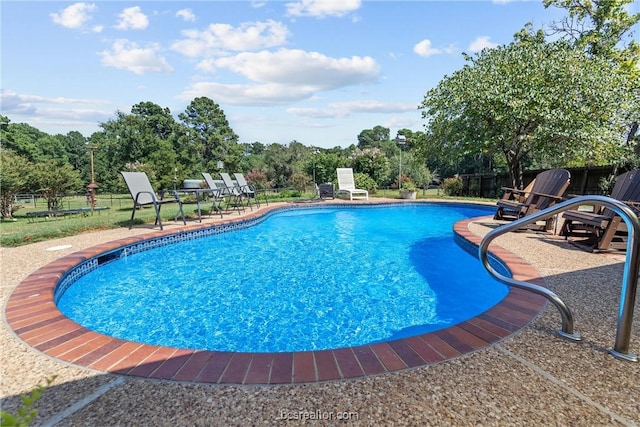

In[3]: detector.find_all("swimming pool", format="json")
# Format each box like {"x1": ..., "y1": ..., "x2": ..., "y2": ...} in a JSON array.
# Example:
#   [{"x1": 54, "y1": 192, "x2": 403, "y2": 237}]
[{"x1": 56, "y1": 203, "x2": 509, "y2": 353}]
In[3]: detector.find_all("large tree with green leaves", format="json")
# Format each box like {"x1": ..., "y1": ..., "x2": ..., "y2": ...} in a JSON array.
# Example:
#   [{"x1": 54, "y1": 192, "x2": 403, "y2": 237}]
[
  {"x1": 419, "y1": 37, "x2": 636, "y2": 188},
  {"x1": 0, "y1": 149, "x2": 32, "y2": 219},
  {"x1": 543, "y1": 0, "x2": 639, "y2": 67},
  {"x1": 178, "y1": 97, "x2": 242, "y2": 173},
  {"x1": 32, "y1": 160, "x2": 83, "y2": 210},
  {"x1": 99, "y1": 102, "x2": 181, "y2": 189},
  {"x1": 543, "y1": 0, "x2": 640, "y2": 160},
  {"x1": 357, "y1": 126, "x2": 390, "y2": 148}
]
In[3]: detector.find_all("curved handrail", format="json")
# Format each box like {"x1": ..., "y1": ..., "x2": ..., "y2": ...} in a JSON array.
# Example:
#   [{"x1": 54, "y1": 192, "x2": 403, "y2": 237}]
[{"x1": 479, "y1": 195, "x2": 639, "y2": 362}]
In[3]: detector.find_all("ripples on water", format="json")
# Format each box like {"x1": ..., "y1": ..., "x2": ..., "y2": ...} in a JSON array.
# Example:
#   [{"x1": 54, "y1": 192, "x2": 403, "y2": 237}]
[{"x1": 57, "y1": 204, "x2": 508, "y2": 352}]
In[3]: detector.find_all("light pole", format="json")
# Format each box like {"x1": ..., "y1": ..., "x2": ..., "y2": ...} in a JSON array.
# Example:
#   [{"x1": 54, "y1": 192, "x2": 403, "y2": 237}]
[
  {"x1": 87, "y1": 146, "x2": 98, "y2": 213},
  {"x1": 312, "y1": 149, "x2": 320, "y2": 198},
  {"x1": 173, "y1": 167, "x2": 178, "y2": 192},
  {"x1": 396, "y1": 133, "x2": 407, "y2": 189}
]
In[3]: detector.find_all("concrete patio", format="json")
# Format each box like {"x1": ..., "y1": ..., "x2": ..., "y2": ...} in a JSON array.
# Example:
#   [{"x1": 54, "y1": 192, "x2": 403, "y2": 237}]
[{"x1": 1, "y1": 200, "x2": 638, "y2": 426}]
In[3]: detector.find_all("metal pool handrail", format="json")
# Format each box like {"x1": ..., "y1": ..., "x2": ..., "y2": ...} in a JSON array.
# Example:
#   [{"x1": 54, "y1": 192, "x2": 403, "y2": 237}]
[{"x1": 479, "y1": 195, "x2": 639, "y2": 362}]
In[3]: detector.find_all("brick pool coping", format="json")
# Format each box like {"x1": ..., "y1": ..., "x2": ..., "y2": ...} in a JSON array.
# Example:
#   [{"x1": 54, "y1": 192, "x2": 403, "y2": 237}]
[{"x1": 5, "y1": 203, "x2": 547, "y2": 384}]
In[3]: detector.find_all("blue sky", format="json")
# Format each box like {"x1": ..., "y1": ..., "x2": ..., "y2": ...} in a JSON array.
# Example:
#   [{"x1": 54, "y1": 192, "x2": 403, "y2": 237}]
[{"x1": 2, "y1": 1, "x2": 572, "y2": 148}]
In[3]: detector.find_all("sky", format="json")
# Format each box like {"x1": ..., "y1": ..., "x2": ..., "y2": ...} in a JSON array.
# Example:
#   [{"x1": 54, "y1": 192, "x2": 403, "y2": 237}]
[{"x1": 1, "y1": 0, "x2": 575, "y2": 148}]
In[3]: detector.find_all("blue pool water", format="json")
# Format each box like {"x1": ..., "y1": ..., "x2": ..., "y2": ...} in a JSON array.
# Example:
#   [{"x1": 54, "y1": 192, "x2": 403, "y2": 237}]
[{"x1": 57, "y1": 204, "x2": 509, "y2": 353}]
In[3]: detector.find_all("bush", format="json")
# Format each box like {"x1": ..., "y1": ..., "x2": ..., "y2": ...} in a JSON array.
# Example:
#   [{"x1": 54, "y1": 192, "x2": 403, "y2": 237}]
[
  {"x1": 354, "y1": 173, "x2": 377, "y2": 193},
  {"x1": 1, "y1": 375, "x2": 57, "y2": 426},
  {"x1": 277, "y1": 189, "x2": 302, "y2": 198},
  {"x1": 400, "y1": 180, "x2": 417, "y2": 191},
  {"x1": 246, "y1": 170, "x2": 271, "y2": 189},
  {"x1": 442, "y1": 177, "x2": 463, "y2": 196},
  {"x1": 289, "y1": 172, "x2": 311, "y2": 192}
]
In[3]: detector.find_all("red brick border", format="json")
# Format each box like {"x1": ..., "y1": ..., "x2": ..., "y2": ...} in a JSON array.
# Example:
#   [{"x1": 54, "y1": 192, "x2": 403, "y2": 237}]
[{"x1": 5, "y1": 207, "x2": 547, "y2": 384}]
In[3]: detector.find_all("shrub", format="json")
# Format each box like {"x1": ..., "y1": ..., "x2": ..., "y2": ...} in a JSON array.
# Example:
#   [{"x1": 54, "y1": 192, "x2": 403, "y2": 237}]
[
  {"x1": 289, "y1": 172, "x2": 311, "y2": 192},
  {"x1": 354, "y1": 173, "x2": 377, "y2": 193},
  {"x1": 442, "y1": 177, "x2": 463, "y2": 196},
  {"x1": 246, "y1": 170, "x2": 271, "y2": 189},
  {"x1": 1, "y1": 375, "x2": 57, "y2": 426},
  {"x1": 400, "y1": 179, "x2": 417, "y2": 191},
  {"x1": 278, "y1": 189, "x2": 302, "y2": 198}
]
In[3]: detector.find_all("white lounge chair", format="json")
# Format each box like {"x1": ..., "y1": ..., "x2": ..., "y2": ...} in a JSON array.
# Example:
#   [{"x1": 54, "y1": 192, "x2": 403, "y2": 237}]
[
  {"x1": 120, "y1": 171, "x2": 186, "y2": 230},
  {"x1": 336, "y1": 168, "x2": 369, "y2": 200}
]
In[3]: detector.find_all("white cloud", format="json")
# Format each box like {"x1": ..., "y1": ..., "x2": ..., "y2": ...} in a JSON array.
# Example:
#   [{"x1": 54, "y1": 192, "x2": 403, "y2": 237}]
[
  {"x1": 50, "y1": 2, "x2": 97, "y2": 29},
  {"x1": 99, "y1": 40, "x2": 174, "y2": 74},
  {"x1": 171, "y1": 20, "x2": 289, "y2": 57},
  {"x1": 115, "y1": 6, "x2": 149, "y2": 31},
  {"x1": 330, "y1": 100, "x2": 416, "y2": 114},
  {"x1": 176, "y1": 8, "x2": 196, "y2": 22},
  {"x1": 1, "y1": 89, "x2": 108, "y2": 108},
  {"x1": 285, "y1": 0, "x2": 361, "y2": 18},
  {"x1": 287, "y1": 107, "x2": 346, "y2": 119},
  {"x1": 210, "y1": 49, "x2": 379, "y2": 89},
  {"x1": 413, "y1": 39, "x2": 442, "y2": 57},
  {"x1": 179, "y1": 49, "x2": 379, "y2": 105},
  {"x1": 443, "y1": 44, "x2": 458, "y2": 55},
  {"x1": 177, "y1": 81, "x2": 315, "y2": 105},
  {"x1": 0, "y1": 89, "x2": 112, "y2": 128},
  {"x1": 179, "y1": 49, "x2": 379, "y2": 106},
  {"x1": 288, "y1": 100, "x2": 415, "y2": 119},
  {"x1": 468, "y1": 36, "x2": 498, "y2": 52}
]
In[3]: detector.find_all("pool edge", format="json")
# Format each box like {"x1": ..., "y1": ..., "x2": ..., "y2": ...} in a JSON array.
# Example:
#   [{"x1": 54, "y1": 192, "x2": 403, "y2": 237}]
[{"x1": 5, "y1": 203, "x2": 548, "y2": 385}]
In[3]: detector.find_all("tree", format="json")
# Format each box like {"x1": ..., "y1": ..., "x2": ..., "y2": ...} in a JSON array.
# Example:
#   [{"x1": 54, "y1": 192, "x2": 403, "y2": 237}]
[
  {"x1": 543, "y1": 0, "x2": 640, "y2": 66},
  {"x1": 263, "y1": 143, "x2": 295, "y2": 188},
  {"x1": 32, "y1": 160, "x2": 83, "y2": 210},
  {"x1": 0, "y1": 149, "x2": 32, "y2": 219},
  {"x1": 60, "y1": 131, "x2": 88, "y2": 174},
  {"x1": 419, "y1": 38, "x2": 636, "y2": 188},
  {"x1": 178, "y1": 97, "x2": 241, "y2": 173},
  {"x1": 2, "y1": 122, "x2": 50, "y2": 162},
  {"x1": 349, "y1": 147, "x2": 390, "y2": 186},
  {"x1": 543, "y1": 0, "x2": 640, "y2": 160},
  {"x1": 307, "y1": 151, "x2": 344, "y2": 185},
  {"x1": 98, "y1": 102, "x2": 182, "y2": 189},
  {"x1": 357, "y1": 126, "x2": 390, "y2": 148}
]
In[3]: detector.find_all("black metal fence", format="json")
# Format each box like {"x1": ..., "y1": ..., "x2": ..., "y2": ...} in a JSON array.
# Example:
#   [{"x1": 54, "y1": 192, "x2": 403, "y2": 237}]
[{"x1": 459, "y1": 165, "x2": 622, "y2": 198}]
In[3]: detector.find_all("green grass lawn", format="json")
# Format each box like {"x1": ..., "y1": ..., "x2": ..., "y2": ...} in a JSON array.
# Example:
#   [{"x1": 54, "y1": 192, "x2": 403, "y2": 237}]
[{"x1": 0, "y1": 189, "x2": 491, "y2": 247}]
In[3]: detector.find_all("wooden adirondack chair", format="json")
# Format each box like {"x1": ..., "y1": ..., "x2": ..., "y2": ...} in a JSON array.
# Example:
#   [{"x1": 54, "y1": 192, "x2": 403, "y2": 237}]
[
  {"x1": 560, "y1": 169, "x2": 640, "y2": 252},
  {"x1": 494, "y1": 169, "x2": 571, "y2": 230}
]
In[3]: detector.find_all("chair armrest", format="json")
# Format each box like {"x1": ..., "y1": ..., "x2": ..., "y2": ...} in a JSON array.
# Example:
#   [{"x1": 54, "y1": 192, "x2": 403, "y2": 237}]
[
  {"x1": 133, "y1": 191, "x2": 158, "y2": 204},
  {"x1": 625, "y1": 201, "x2": 640, "y2": 214},
  {"x1": 500, "y1": 187, "x2": 527, "y2": 194},
  {"x1": 528, "y1": 191, "x2": 566, "y2": 201}
]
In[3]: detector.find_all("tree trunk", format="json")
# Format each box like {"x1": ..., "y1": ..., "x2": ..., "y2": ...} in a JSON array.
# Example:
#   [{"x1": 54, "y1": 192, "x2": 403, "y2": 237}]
[{"x1": 504, "y1": 150, "x2": 523, "y2": 189}]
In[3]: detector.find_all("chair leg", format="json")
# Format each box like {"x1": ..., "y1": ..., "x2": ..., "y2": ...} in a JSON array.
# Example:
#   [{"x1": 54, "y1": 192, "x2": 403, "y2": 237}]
[
  {"x1": 210, "y1": 198, "x2": 223, "y2": 219},
  {"x1": 177, "y1": 202, "x2": 186, "y2": 225},
  {"x1": 559, "y1": 219, "x2": 572, "y2": 238},
  {"x1": 129, "y1": 205, "x2": 137, "y2": 230},
  {"x1": 597, "y1": 216, "x2": 622, "y2": 251},
  {"x1": 493, "y1": 208, "x2": 503, "y2": 220},
  {"x1": 154, "y1": 203, "x2": 163, "y2": 230}
]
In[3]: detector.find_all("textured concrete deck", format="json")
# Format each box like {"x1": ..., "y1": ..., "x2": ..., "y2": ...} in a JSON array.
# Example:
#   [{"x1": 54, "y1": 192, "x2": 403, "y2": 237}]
[{"x1": 1, "y1": 200, "x2": 638, "y2": 426}]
